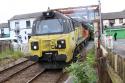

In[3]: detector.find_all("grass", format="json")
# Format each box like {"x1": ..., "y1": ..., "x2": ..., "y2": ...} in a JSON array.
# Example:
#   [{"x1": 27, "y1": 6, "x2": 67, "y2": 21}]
[{"x1": 0, "y1": 49, "x2": 24, "y2": 61}]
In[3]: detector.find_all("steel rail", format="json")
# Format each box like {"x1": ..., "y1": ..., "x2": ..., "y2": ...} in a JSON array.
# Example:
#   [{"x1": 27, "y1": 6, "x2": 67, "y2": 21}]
[
  {"x1": 26, "y1": 69, "x2": 46, "y2": 83},
  {"x1": 0, "y1": 59, "x2": 29, "y2": 74},
  {"x1": 0, "y1": 62, "x2": 37, "y2": 83}
]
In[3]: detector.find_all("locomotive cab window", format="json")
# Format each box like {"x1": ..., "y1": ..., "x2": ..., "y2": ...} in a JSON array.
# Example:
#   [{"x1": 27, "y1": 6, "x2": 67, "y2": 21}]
[
  {"x1": 63, "y1": 19, "x2": 73, "y2": 32},
  {"x1": 34, "y1": 19, "x2": 64, "y2": 35},
  {"x1": 32, "y1": 18, "x2": 74, "y2": 35},
  {"x1": 69, "y1": 20, "x2": 74, "y2": 31}
]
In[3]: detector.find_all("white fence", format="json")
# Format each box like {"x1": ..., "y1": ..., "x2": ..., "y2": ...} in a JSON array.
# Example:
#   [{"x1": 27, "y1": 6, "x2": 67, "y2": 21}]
[{"x1": 101, "y1": 34, "x2": 113, "y2": 49}]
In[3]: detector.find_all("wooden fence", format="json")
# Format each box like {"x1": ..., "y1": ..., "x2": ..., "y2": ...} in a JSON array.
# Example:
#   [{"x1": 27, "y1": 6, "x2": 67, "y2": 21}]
[
  {"x1": 0, "y1": 41, "x2": 11, "y2": 52},
  {"x1": 101, "y1": 45, "x2": 125, "y2": 83},
  {"x1": 107, "y1": 52, "x2": 125, "y2": 83}
]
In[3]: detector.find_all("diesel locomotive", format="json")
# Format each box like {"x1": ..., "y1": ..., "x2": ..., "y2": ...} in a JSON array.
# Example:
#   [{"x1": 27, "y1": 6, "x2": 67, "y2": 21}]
[{"x1": 29, "y1": 10, "x2": 91, "y2": 69}]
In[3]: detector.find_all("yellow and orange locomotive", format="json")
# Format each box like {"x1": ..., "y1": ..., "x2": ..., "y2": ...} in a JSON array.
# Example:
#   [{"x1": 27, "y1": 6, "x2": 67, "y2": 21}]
[{"x1": 29, "y1": 10, "x2": 91, "y2": 68}]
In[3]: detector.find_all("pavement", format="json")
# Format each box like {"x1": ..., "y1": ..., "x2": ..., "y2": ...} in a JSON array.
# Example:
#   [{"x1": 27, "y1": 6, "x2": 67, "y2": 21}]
[{"x1": 113, "y1": 39, "x2": 125, "y2": 57}]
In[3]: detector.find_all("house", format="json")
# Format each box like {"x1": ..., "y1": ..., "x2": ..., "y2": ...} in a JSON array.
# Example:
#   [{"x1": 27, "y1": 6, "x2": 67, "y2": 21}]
[
  {"x1": 0, "y1": 23, "x2": 10, "y2": 38},
  {"x1": 9, "y1": 12, "x2": 42, "y2": 44},
  {"x1": 102, "y1": 10, "x2": 125, "y2": 27}
]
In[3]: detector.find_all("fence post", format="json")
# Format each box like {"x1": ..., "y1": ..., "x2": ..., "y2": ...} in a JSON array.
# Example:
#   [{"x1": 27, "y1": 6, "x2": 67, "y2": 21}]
[
  {"x1": 114, "y1": 54, "x2": 118, "y2": 73},
  {"x1": 119, "y1": 56, "x2": 123, "y2": 79},
  {"x1": 123, "y1": 58, "x2": 125, "y2": 82}
]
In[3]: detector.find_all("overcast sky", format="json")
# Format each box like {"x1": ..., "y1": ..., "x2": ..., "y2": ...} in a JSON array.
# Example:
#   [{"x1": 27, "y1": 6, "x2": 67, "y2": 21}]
[{"x1": 0, "y1": 0, "x2": 125, "y2": 23}]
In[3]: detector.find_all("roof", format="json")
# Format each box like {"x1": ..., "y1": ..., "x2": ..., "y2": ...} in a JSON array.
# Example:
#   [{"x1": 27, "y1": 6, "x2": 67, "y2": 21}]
[
  {"x1": 35, "y1": 11, "x2": 70, "y2": 21},
  {"x1": 9, "y1": 5, "x2": 99, "y2": 21},
  {"x1": 0, "y1": 23, "x2": 9, "y2": 28},
  {"x1": 102, "y1": 10, "x2": 125, "y2": 20},
  {"x1": 10, "y1": 9, "x2": 125, "y2": 21},
  {"x1": 9, "y1": 12, "x2": 43, "y2": 20}
]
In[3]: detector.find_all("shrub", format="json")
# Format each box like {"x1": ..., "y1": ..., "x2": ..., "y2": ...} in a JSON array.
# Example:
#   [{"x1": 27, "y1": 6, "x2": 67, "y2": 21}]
[{"x1": 66, "y1": 48, "x2": 97, "y2": 83}]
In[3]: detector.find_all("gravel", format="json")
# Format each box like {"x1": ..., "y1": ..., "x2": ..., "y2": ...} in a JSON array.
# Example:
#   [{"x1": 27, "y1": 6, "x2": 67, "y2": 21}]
[{"x1": 31, "y1": 69, "x2": 62, "y2": 83}]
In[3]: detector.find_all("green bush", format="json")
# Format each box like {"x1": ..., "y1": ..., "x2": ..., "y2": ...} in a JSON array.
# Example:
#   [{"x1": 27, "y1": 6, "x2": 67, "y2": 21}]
[{"x1": 66, "y1": 48, "x2": 97, "y2": 83}]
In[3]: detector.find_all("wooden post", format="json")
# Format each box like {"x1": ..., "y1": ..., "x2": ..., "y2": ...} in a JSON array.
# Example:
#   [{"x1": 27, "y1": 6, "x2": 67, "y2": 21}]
[
  {"x1": 114, "y1": 54, "x2": 118, "y2": 73},
  {"x1": 123, "y1": 58, "x2": 125, "y2": 82},
  {"x1": 117, "y1": 56, "x2": 120, "y2": 77},
  {"x1": 119, "y1": 56, "x2": 123, "y2": 80}
]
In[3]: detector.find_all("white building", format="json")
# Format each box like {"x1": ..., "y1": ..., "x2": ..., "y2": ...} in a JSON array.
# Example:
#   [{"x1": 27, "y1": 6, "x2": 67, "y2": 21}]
[
  {"x1": 9, "y1": 12, "x2": 42, "y2": 44},
  {"x1": 102, "y1": 10, "x2": 125, "y2": 27},
  {"x1": 0, "y1": 23, "x2": 10, "y2": 38}
]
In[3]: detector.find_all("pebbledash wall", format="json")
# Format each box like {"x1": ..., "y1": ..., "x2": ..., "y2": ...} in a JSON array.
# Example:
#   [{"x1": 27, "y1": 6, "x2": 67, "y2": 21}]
[{"x1": 9, "y1": 18, "x2": 35, "y2": 44}]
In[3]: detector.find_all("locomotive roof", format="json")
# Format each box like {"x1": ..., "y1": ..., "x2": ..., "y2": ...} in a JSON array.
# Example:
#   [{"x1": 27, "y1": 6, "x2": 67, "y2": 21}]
[{"x1": 36, "y1": 10, "x2": 71, "y2": 21}]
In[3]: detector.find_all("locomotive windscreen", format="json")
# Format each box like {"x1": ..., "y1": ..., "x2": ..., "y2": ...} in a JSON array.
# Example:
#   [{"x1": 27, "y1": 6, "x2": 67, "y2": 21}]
[{"x1": 33, "y1": 19, "x2": 64, "y2": 35}]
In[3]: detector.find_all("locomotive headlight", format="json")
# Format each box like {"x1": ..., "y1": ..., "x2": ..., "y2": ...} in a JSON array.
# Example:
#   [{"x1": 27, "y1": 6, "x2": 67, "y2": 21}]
[
  {"x1": 61, "y1": 40, "x2": 64, "y2": 44},
  {"x1": 31, "y1": 42, "x2": 39, "y2": 50},
  {"x1": 33, "y1": 46, "x2": 37, "y2": 50},
  {"x1": 58, "y1": 45, "x2": 62, "y2": 48},
  {"x1": 57, "y1": 40, "x2": 66, "y2": 49}
]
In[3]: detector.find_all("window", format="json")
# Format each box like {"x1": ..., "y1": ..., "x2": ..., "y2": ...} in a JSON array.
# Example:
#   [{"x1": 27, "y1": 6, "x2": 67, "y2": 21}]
[
  {"x1": 109, "y1": 19, "x2": 115, "y2": 26},
  {"x1": 26, "y1": 21, "x2": 31, "y2": 28},
  {"x1": 15, "y1": 22, "x2": 19, "y2": 28},
  {"x1": 109, "y1": 19, "x2": 115, "y2": 24},
  {"x1": 1, "y1": 29, "x2": 4, "y2": 37},
  {"x1": 34, "y1": 19, "x2": 63, "y2": 35},
  {"x1": 25, "y1": 31, "x2": 27, "y2": 34},
  {"x1": 25, "y1": 36, "x2": 27, "y2": 40},
  {"x1": 119, "y1": 18, "x2": 123, "y2": 23},
  {"x1": 69, "y1": 20, "x2": 74, "y2": 31}
]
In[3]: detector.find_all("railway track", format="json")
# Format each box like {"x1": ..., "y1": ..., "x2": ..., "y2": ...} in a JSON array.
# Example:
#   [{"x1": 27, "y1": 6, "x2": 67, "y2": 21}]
[
  {"x1": 26, "y1": 69, "x2": 46, "y2": 83},
  {"x1": 0, "y1": 42, "x2": 92, "y2": 83},
  {"x1": 0, "y1": 59, "x2": 64, "y2": 83},
  {"x1": 26, "y1": 69, "x2": 63, "y2": 83},
  {"x1": 0, "y1": 59, "x2": 37, "y2": 83}
]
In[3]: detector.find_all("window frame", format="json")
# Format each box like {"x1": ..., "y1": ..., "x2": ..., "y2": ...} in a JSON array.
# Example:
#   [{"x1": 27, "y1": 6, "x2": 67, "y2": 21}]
[
  {"x1": 15, "y1": 22, "x2": 19, "y2": 28},
  {"x1": 119, "y1": 18, "x2": 123, "y2": 24},
  {"x1": 26, "y1": 20, "x2": 31, "y2": 28}
]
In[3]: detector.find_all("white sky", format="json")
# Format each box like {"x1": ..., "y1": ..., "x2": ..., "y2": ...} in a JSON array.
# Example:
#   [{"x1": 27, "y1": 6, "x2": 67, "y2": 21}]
[{"x1": 0, "y1": 0, "x2": 125, "y2": 23}]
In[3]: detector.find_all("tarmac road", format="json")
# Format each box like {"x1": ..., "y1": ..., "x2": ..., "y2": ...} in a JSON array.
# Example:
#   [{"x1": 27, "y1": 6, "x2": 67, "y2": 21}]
[{"x1": 113, "y1": 39, "x2": 125, "y2": 57}]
